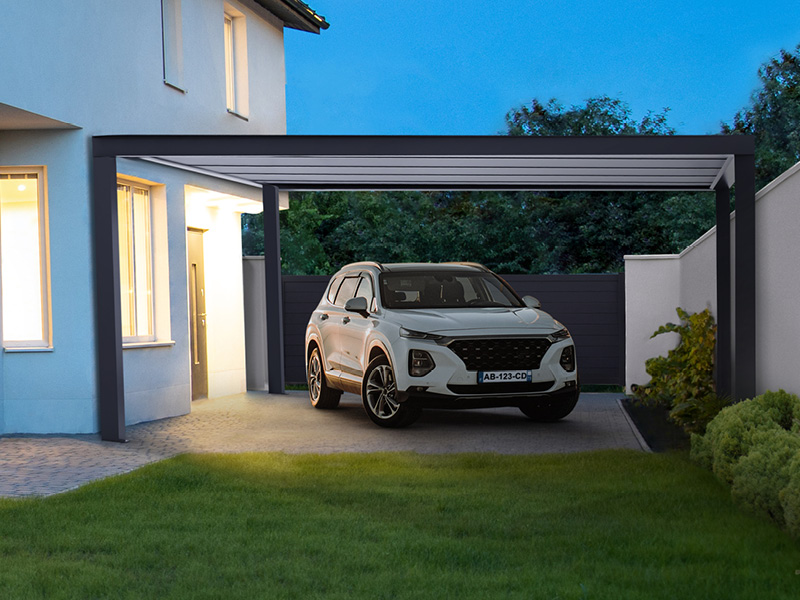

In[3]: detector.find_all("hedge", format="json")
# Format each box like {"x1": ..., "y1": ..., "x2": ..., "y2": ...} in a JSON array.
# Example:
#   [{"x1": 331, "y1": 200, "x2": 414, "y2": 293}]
[{"x1": 690, "y1": 389, "x2": 800, "y2": 537}]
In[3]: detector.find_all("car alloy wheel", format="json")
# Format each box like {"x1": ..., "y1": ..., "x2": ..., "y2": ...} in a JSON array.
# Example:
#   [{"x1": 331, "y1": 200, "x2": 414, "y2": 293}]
[
  {"x1": 307, "y1": 347, "x2": 341, "y2": 409},
  {"x1": 362, "y1": 355, "x2": 421, "y2": 427},
  {"x1": 366, "y1": 364, "x2": 399, "y2": 419}
]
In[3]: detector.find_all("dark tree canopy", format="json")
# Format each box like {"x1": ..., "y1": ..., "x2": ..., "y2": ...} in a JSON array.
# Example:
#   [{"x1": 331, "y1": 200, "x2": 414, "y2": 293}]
[
  {"x1": 244, "y1": 45, "x2": 800, "y2": 275},
  {"x1": 506, "y1": 95, "x2": 675, "y2": 137},
  {"x1": 722, "y1": 44, "x2": 800, "y2": 189}
]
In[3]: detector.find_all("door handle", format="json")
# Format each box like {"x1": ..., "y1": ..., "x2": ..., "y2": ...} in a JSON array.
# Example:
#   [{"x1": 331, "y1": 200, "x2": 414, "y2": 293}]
[
  {"x1": 319, "y1": 313, "x2": 329, "y2": 321},
  {"x1": 342, "y1": 316, "x2": 351, "y2": 324}
]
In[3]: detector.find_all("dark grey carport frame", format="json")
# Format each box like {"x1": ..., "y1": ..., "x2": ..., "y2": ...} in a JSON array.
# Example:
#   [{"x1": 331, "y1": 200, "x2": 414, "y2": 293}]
[{"x1": 92, "y1": 134, "x2": 755, "y2": 442}]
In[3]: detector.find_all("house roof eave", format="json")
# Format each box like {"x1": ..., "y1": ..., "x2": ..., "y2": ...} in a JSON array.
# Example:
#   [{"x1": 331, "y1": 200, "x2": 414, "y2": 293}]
[{"x1": 254, "y1": 0, "x2": 330, "y2": 34}]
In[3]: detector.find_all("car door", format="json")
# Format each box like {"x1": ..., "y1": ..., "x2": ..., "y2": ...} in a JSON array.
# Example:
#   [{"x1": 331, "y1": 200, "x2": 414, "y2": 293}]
[
  {"x1": 315, "y1": 275, "x2": 344, "y2": 372},
  {"x1": 321, "y1": 274, "x2": 360, "y2": 372},
  {"x1": 338, "y1": 273, "x2": 375, "y2": 379}
]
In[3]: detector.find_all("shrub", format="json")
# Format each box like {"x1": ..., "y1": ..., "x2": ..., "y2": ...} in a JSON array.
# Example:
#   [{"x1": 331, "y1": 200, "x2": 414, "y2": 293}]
[
  {"x1": 730, "y1": 429, "x2": 800, "y2": 527},
  {"x1": 780, "y1": 455, "x2": 800, "y2": 537},
  {"x1": 633, "y1": 308, "x2": 727, "y2": 434},
  {"x1": 691, "y1": 389, "x2": 800, "y2": 536},
  {"x1": 702, "y1": 392, "x2": 795, "y2": 484},
  {"x1": 689, "y1": 432, "x2": 712, "y2": 470}
]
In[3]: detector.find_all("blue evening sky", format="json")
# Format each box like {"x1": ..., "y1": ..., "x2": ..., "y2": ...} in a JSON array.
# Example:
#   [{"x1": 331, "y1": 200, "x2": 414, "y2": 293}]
[{"x1": 285, "y1": 0, "x2": 800, "y2": 135}]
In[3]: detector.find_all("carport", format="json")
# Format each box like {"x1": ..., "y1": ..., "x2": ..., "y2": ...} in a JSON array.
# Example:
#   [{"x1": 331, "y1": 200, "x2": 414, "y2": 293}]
[{"x1": 92, "y1": 134, "x2": 755, "y2": 442}]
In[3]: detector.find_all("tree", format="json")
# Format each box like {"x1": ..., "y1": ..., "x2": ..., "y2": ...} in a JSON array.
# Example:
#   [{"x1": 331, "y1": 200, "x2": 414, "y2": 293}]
[
  {"x1": 243, "y1": 96, "x2": 715, "y2": 274},
  {"x1": 722, "y1": 44, "x2": 800, "y2": 190},
  {"x1": 506, "y1": 95, "x2": 675, "y2": 137},
  {"x1": 504, "y1": 95, "x2": 713, "y2": 273}
]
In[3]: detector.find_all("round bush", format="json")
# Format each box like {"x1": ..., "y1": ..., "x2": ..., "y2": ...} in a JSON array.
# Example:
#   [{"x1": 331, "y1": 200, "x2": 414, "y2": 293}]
[
  {"x1": 700, "y1": 389, "x2": 800, "y2": 484},
  {"x1": 730, "y1": 429, "x2": 800, "y2": 527}
]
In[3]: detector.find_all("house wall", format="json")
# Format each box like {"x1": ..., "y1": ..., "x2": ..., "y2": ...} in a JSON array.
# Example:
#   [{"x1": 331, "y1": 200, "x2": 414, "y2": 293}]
[
  {"x1": 0, "y1": 130, "x2": 98, "y2": 433},
  {"x1": 1, "y1": 0, "x2": 287, "y2": 136},
  {"x1": 0, "y1": 0, "x2": 291, "y2": 433},
  {"x1": 624, "y1": 162, "x2": 800, "y2": 397}
]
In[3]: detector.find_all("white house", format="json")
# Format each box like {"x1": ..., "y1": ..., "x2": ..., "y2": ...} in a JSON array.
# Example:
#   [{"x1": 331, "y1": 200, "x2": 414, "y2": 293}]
[{"x1": 0, "y1": 0, "x2": 328, "y2": 434}]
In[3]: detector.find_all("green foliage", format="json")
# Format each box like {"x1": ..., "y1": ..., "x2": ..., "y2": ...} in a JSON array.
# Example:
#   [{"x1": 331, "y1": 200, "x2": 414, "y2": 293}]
[
  {"x1": 700, "y1": 389, "x2": 800, "y2": 484},
  {"x1": 691, "y1": 390, "x2": 800, "y2": 536},
  {"x1": 689, "y1": 432, "x2": 713, "y2": 470},
  {"x1": 505, "y1": 95, "x2": 675, "y2": 136},
  {"x1": 722, "y1": 44, "x2": 800, "y2": 190},
  {"x1": 633, "y1": 308, "x2": 724, "y2": 434},
  {"x1": 730, "y1": 429, "x2": 800, "y2": 527},
  {"x1": 780, "y1": 455, "x2": 800, "y2": 537}
]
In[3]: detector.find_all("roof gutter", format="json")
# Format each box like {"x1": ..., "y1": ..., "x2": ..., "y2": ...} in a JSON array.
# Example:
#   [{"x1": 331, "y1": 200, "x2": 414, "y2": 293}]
[{"x1": 254, "y1": 0, "x2": 329, "y2": 34}]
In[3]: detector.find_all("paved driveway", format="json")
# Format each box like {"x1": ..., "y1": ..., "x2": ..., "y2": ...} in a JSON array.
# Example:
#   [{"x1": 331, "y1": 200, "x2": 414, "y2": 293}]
[{"x1": 0, "y1": 391, "x2": 647, "y2": 498}]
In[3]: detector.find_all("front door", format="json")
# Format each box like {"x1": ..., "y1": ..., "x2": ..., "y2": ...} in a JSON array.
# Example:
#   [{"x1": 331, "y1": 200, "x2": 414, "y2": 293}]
[{"x1": 187, "y1": 228, "x2": 208, "y2": 400}]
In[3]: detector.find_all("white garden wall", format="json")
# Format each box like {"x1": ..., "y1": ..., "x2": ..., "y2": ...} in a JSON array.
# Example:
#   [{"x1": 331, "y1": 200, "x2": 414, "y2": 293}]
[{"x1": 625, "y1": 161, "x2": 800, "y2": 397}]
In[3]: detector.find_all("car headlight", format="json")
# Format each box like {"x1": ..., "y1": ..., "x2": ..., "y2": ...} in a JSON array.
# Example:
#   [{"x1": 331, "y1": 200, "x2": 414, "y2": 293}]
[
  {"x1": 550, "y1": 327, "x2": 571, "y2": 341},
  {"x1": 399, "y1": 327, "x2": 445, "y2": 341}
]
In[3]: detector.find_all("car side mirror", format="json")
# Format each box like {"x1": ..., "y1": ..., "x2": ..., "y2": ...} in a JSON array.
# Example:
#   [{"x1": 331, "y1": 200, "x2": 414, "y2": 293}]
[
  {"x1": 344, "y1": 296, "x2": 370, "y2": 317},
  {"x1": 522, "y1": 295, "x2": 541, "y2": 309}
]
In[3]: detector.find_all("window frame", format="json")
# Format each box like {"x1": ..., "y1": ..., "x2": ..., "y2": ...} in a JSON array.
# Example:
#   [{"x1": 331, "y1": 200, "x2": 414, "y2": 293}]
[
  {"x1": 223, "y1": 3, "x2": 249, "y2": 119},
  {"x1": 161, "y1": 0, "x2": 185, "y2": 91},
  {"x1": 0, "y1": 166, "x2": 52, "y2": 350},
  {"x1": 117, "y1": 178, "x2": 156, "y2": 343}
]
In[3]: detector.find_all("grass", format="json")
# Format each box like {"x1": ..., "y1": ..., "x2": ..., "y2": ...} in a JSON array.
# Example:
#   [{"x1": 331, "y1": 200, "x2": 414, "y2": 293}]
[{"x1": 1, "y1": 451, "x2": 798, "y2": 599}]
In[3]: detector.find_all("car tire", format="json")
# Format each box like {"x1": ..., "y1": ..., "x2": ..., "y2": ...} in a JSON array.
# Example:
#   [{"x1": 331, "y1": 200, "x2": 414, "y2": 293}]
[
  {"x1": 519, "y1": 388, "x2": 580, "y2": 422},
  {"x1": 307, "y1": 347, "x2": 341, "y2": 409},
  {"x1": 362, "y1": 355, "x2": 421, "y2": 428}
]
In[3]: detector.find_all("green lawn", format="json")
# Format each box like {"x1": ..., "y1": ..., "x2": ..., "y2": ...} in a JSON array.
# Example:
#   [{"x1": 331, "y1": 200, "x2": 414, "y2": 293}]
[{"x1": 0, "y1": 450, "x2": 798, "y2": 599}]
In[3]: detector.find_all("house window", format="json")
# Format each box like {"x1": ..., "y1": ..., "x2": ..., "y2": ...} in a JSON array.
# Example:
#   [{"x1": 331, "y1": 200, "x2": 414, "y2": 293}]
[
  {"x1": 0, "y1": 168, "x2": 50, "y2": 348},
  {"x1": 224, "y1": 14, "x2": 236, "y2": 111},
  {"x1": 223, "y1": 4, "x2": 249, "y2": 117},
  {"x1": 117, "y1": 181, "x2": 154, "y2": 341},
  {"x1": 161, "y1": 0, "x2": 185, "y2": 90}
]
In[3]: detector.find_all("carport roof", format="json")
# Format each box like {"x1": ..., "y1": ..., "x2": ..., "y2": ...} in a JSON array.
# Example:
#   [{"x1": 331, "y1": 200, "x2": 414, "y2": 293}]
[
  {"x1": 91, "y1": 133, "x2": 756, "y2": 443},
  {"x1": 95, "y1": 134, "x2": 753, "y2": 191}
]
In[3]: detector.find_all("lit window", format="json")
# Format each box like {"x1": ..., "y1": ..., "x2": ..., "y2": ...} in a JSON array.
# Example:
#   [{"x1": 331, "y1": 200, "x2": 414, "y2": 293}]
[
  {"x1": 223, "y1": 5, "x2": 248, "y2": 117},
  {"x1": 117, "y1": 181, "x2": 153, "y2": 340},
  {"x1": 0, "y1": 168, "x2": 50, "y2": 347}
]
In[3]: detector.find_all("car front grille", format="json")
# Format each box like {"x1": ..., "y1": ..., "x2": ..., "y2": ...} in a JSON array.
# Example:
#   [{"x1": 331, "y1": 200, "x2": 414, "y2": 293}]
[{"x1": 446, "y1": 337, "x2": 552, "y2": 371}]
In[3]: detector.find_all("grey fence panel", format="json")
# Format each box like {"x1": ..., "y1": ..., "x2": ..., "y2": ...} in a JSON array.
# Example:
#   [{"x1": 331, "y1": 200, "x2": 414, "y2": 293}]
[{"x1": 281, "y1": 273, "x2": 625, "y2": 386}]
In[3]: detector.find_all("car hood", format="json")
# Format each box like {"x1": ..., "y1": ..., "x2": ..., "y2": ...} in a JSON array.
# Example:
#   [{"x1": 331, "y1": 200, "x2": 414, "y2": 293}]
[{"x1": 384, "y1": 306, "x2": 561, "y2": 336}]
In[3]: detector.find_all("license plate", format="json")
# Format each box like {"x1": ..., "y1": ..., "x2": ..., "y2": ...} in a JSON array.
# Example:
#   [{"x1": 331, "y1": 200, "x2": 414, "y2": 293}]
[{"x1": 478, "y1": 370, "x2": 532, "y2": 383}]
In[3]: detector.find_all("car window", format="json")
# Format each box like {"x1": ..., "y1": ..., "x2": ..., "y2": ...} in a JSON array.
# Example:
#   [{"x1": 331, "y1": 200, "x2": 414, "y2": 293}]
[
  {"x1": 326, "y1": 275, "x2": 344, "y2": 304},
  {"x1": 380, "y1": 271, "x2": 523, "y2": 309},
  {"x1": 355, "y1": 275, "x2": 375, "y2": 304},
  {"x1": 333, "y1": 276, "x2": 360, "y2": 307}
]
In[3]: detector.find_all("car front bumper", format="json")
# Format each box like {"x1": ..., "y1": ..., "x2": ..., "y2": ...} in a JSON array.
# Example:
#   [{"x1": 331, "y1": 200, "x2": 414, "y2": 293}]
[{"x1": 389, "y1": 335, "x2": 578, "y2": 407}]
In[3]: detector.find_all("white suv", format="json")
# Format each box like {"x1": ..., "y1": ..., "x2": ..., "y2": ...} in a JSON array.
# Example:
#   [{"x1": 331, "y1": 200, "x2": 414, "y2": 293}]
[{"x1": 304, "y1": 262, "x2": 579, "y2": 427}]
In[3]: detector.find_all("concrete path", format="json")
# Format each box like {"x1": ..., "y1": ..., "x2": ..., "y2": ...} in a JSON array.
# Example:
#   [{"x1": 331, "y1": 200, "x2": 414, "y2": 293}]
[{"x1": 0, "y1": 391, "x2": 646, "y2": 498}]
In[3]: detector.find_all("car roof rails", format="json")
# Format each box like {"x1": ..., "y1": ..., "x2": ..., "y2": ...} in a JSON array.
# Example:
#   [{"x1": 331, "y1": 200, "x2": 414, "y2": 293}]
[
  {"x1": 345, "y1": 261, "x2": 385, "y2": 272},
  {"x1": 442, "y1": 262, "x2": 491, "y2": 272}
]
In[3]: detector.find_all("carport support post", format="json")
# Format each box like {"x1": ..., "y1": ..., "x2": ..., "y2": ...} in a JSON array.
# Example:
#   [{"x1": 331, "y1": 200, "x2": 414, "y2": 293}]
[
  {"x1": 92, "y1": 154, "x2": 127, "y2": 442},
  {"x1": 262, "y1": 184, "x2": 285, "y2": 394},
  {"x1": 734, "y1": 155, "x2": 757, "y2": 401},
  {"x1": 715, "y1": 184, "x2": 732, "y2": 399}
]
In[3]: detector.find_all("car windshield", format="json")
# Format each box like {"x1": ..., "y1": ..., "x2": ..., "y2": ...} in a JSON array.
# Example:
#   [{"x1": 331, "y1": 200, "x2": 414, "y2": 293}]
[{"x1": 379, "y1": 271, "x2": 524, "y2": 309}]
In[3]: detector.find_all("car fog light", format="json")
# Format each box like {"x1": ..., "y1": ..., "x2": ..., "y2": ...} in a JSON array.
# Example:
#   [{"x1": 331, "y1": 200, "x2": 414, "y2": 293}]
[
  {"x1": 409, "y1": 350, "x2": 436, "y2": 377},
  {"x1": 559, "y1": 346, "x2": 576, "y2": 372}
]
